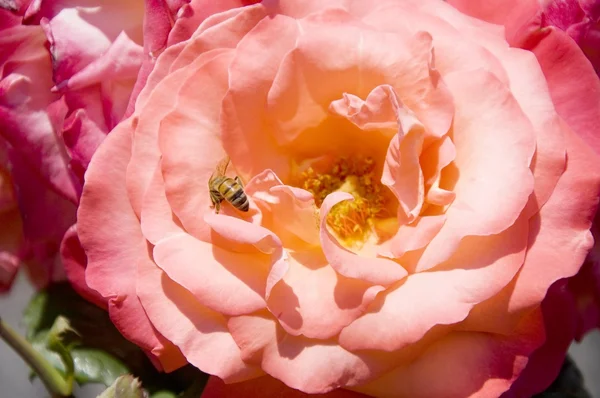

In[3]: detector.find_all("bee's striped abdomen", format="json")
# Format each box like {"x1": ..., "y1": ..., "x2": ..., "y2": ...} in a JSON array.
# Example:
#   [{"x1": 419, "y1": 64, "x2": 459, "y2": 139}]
[{"x1": 216, "y1": 176, "x2": 249, "y2": 212}]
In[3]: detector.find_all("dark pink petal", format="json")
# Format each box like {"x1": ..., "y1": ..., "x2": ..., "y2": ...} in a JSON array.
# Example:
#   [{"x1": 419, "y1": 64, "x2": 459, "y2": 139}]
[
  {"x1": 60, "y1": 224, "x2": 107, "y2": 309},
  {"x1": 503, "y1": 282, "x2": 577, "y2": 397},
  {"x1": 529, "y1": 27, "x2": 600, "y2": 155}
]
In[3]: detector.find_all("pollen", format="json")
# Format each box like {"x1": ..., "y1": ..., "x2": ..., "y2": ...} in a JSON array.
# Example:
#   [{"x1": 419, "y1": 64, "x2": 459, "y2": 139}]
[{"x1": 297, "y1": 156, "x2": 389, "y2": 248}]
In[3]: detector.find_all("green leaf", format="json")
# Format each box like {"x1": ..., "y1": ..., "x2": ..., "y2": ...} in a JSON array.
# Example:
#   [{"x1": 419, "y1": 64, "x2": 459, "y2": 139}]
[
  {"x1": 46, "y1": 316, "x2": 77, "y2": 385},
  {"x1": 98, "y1": 375, "x2": 147, "y2": 398},
  {"x1": 30, "y1": 331, "x2": 129, "y2": 386},
  {"x1": 22, "y1": 283, "x2": 209, "y2": 395}
]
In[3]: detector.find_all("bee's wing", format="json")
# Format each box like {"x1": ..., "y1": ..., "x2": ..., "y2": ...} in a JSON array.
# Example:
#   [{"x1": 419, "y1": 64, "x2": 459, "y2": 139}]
[{"x1": 213, "y1": 156, "x2": 231, "y2": 177}]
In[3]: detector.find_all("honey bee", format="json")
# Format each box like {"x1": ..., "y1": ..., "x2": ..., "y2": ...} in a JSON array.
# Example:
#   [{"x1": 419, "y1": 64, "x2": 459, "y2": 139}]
[{"x1": 209, "y1": 156, "x2": 249, "y2": 214}]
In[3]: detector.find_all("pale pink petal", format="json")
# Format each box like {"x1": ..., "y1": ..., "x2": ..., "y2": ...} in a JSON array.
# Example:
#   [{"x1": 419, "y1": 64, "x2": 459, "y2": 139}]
[
  {"x1": 381, "y1": 112, "x2": 425, "y2": 223},
  {"x1": 126, "y1": 0, "x2": 255, "y2": 114},
  {"x1": 153, "y1": 233, "x2": 268, "y2": 316},
  {"x1": 203, "y1": 213, "x2": 287, "y2": 299},
  {"x1": 508, "y1": 129, "x2": 600, "y2": 313},
  {"x1": 245, "y1": 170, "x2": 320, "y2": 248},
  {"x1": 140, "y1": 164, "x2": 184, "y2": 244},
  {"x1": 127, "y1": 47, "x2": 229, "y2": 218},
  {"x1": 267, "y1": 15, "x2": 453, "y2": 151},
  {"x1": 329, "y1": 85, "x2": 401, "y2": 134},
  {"x1": 137, "y1": 254, "x2": 262, "y2": 381},
  {"x1": 340, "y1": 216, "x2": 529, "y2": 352},
  {"x1": 221, "y1": 14, "x2": 300, "y2": 181},
  {"x1": 228, "y1": 315, "x2": 378, "y2": 394},
  {"x1": 78, "y1": 120, "x2": 183, "y2": 368},
  {"x1": 416, "y1": 69, "x2": 535, "y2": 272},
  {"x1": 358, "y1": 1, "x2": 510, "y2": 86},
  {"x1": 461, "y1": 129, "x2": 600, "y2": 334},
  {"x1": 267, "y1": 251, "x2": 384, "y2": 339},
  {"x1": 445, "y1": 0, "x2": 541, "y2": 45},
  {"x1": 159, "y1": 51, "x2": 236, "y2": 240},
  {"x1": 263, "y1": 0, "x2": 350, "y2": 19},
  {"x1": 320, "y1": 192, "x2": 408, "y2": 285},
  {"x1": 168, "y1": 5, "x2": 267, "y2": 74},
  {"x1": 421, "y1": 136, "x2": 456, "y2": 191},
  {"x1": 356, "y1": 307, "x2": 544, "y2": 398},
  {"x1": 167, "y1": 0, "x2": 261, "y2": 46},
  {"x1": 385, "y1": 215, "x2": 445, "y2": 259},
  {"x1": 125, "y1": 43, "x2": 195, "y2": 216}
]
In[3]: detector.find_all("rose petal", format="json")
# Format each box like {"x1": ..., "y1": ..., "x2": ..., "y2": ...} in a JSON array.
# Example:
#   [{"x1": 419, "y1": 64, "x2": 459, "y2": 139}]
[
  {"x1": 201, "y1": 375, "x2": 368, "y2": 398},
  {"x1": 504, "y1": 282, "x2": 577, "y2": 397},
  {"x1": 78, "y1": 120, "x2": 183, "y2": 368},
  {"x1": 462, "y1": 128, "x2": 600, "y2": 334},
  {"x1": 267, "y1": 250, "x2": 384, "y2": 339},
  {"x1": 137, "y1": 252, "x2": 262, "y2": 381},
  {"x1": 355, "y1": 306, "x2": 544, "y2": 397},
  {"x1": 159, "y1": 50, "x2": 234, "y2": 240},
  {"x1": 340, "y1": 216, "x2": 528, "y2": 352},
  {"x1": 153, "y1": 233, "x2": 268, "y2": 316},
  {"x1": 60, "y1": 224, "x2": 107, "y2": 309},
  {"x1": 529, "y1": 28, "x2": 600, "y2": 156},
  {"x1": 416, "y1": 69, "x2": 535, "y2": 272},
  {"x1": 245, "y1": 170, "x2": 320, "y2": 248},
  {"x1": 267, "y1": 15, "x2": 453, "y2": 149},
  {"x1": 221, "y1": 14, "x2": 300, "y2": 181},
  {"x1": 140, "y1": 164, "x2": 184, "y2": 244},
  {"x1": 228, "y1": 314, "x2": 377, "y2": 394}
]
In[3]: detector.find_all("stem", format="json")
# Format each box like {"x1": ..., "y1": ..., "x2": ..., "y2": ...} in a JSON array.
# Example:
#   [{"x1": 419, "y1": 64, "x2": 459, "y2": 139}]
[{"x1": 0, "y1": 317, "x2": 72, "y2": 397}]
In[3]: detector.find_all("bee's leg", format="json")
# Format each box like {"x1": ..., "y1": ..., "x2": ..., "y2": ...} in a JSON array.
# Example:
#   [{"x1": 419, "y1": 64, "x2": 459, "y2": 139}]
[
  {"x1": 234, "y1": 176, "x2": 244, "y2": 188},
  {"x1": 209, "y1": 189, "x2": 223, "y2": 214}
]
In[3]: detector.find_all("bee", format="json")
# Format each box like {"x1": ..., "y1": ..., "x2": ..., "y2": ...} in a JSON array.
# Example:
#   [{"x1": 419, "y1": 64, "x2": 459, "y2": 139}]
[{"x1": 208, "y1": 156, "x2": 249, "y2": 214}]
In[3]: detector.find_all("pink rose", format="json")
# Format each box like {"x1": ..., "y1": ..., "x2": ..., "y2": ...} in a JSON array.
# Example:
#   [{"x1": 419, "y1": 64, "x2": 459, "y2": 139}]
[
  {"x1": 69, "y1": 0, "x2": 600, "y2": 396},
  {"x1": 0, "y1": 0, "x2": 190, "y2": 290}
]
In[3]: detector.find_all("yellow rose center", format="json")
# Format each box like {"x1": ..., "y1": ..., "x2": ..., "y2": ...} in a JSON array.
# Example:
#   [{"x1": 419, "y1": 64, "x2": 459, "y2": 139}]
[{"x1": 297, "y1": 157, "x2": 392, "y2": 248}]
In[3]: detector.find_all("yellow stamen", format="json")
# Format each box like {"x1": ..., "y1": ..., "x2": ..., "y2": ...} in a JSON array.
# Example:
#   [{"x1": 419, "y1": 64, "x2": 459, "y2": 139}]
[{"x1": 296, "y1": 156, "x2": 389, "y2": 248}]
